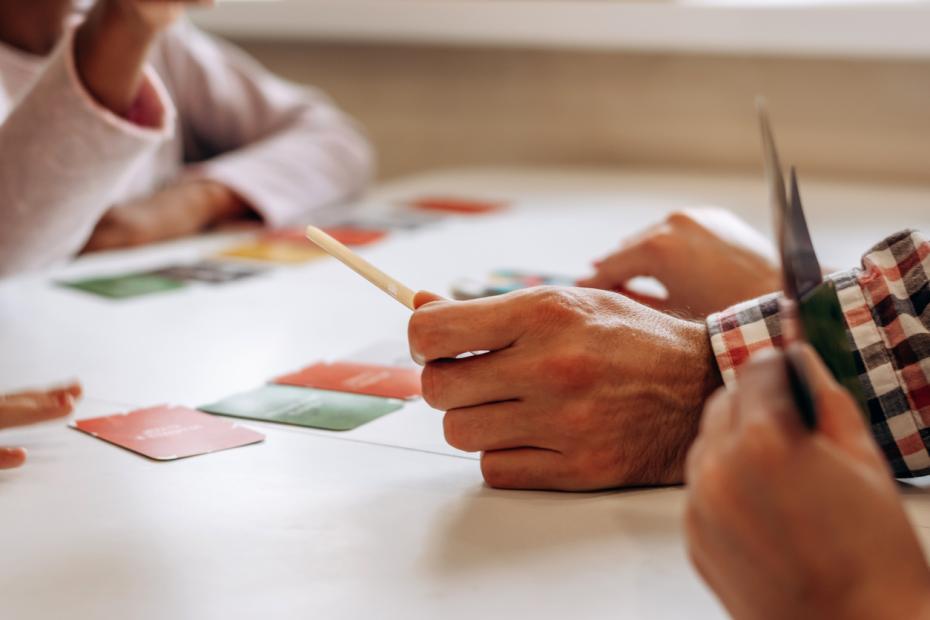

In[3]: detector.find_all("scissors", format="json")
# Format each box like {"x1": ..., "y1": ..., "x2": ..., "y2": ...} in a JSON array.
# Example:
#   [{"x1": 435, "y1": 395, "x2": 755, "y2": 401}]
[{"x1": 758, "y1": 100, "x2": 866, "y2": 429}]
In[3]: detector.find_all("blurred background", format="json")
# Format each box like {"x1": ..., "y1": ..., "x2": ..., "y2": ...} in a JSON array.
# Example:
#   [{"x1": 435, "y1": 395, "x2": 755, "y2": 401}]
[{"x1": 196, "y1": 0, "x2": 930, "y2": 184}]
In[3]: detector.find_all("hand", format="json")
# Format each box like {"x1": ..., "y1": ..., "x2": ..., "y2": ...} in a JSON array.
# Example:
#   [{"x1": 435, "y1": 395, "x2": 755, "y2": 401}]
[
  {"x1": 99, "y1": 0, "x2": 212, "y2": 32},
  {"x1": 83, "y1": 180, "x2": 248, "y2": 252},
  {"x1": 577, "y1": 208, "x2": 780, "y2": 319},
  {"x1": 408, "y1": 287, "x2": 722, "y2": 491},
  {"x1": 1, "y1": 383, "x2": 82, "y2": 469},
  {"x1": 76, "y1": 1, "x2": 213, "y2": 115},
  {"x1": 685, "y1": 346, "x2": 930, "y2": 620}
]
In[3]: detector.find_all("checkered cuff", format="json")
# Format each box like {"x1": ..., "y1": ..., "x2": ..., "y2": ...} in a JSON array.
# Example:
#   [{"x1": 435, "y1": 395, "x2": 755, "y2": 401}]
[{"x1": 706, "y1": 230, "x2": 930, "y2": 478}]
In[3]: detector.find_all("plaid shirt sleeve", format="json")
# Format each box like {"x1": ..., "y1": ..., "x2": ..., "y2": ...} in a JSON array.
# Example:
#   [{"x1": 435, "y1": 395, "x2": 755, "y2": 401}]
[{"x1": 706, "y1": 230, "x2": 930, "y2": 478}]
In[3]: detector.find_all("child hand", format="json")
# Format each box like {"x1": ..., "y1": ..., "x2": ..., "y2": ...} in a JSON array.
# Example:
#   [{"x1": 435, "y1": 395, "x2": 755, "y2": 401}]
[
  {"x1": 83, "y1": 180, "x2": 248, "y2": 252},
  {"x1": 0, "y1": 384, "x2": 82, "y2": 469}
]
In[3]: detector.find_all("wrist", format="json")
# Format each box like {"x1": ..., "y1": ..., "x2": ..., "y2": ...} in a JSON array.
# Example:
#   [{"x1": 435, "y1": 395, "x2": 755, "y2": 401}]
[
  {"x1": 655, "y1": 317, "x2": 722, "y2": 483},
  {"x1": 187, "y1": 181, "x2": 250, "y2": 227}
]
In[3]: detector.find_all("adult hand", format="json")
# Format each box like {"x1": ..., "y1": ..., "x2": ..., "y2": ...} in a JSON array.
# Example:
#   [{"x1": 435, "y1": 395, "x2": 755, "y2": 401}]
[
  {"x1": 408, "y1": 287, "x2": 722, "y2": 491},
  {"x1": 577, "y1": 208, "x2": 780, "y2": 318},
  {"x1": 685, "y1": 346, "x2": 930, "y2": 620},
  {"x1": 83, "y1": 179, "x2": 248, "y2": 252},
  {"x1": 0, "y1": 383, "x2": 82, "y2": 469},
  {"x1": 76, "y1": 1, "x2": 213, "y2": 115}
]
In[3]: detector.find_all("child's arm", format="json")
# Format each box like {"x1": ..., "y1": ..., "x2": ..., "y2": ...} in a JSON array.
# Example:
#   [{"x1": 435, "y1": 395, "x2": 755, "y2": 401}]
[
  {"x1": 0, "y1": 1, "x2": 204, "y2": 276},
  {"x1": 153, "y1": 20, "x2": 375, "y2": 228}
]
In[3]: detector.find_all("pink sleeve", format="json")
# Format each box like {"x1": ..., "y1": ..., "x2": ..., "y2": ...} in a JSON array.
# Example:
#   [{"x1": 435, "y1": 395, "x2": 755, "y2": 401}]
[
  {"x1": 0, "y1": 28, "x2": 175, "y2": 277},
  {"x1": 154, "y1": 22, "x2": 374, "y2": 228}
]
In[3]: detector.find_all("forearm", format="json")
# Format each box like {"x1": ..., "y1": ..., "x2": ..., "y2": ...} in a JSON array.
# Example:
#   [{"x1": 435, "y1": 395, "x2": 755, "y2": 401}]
[
  {"x1": 166, "y1": 21, "x2": 373, "y2": 226},
  {"x1": 0, "y1": 29, "x2": 173, "y2": 276},
  {"x1": 706, "y1": 230, "x2": 930, "y2": 477}
]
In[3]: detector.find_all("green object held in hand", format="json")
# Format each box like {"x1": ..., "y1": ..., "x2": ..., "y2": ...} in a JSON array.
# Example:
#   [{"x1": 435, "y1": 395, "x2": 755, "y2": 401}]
[{"x1": 798, "y1": 281, "x2": 867, "y2": 416}]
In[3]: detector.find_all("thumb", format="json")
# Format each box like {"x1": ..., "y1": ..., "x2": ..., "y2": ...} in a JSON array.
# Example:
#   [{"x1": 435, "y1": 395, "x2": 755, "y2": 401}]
[
  {"x1": 413, "y1": 290, "x2": 446, "y2": 310},
  {"x1": 791, "y1": 344, "x2": 882, "y2": 462}
]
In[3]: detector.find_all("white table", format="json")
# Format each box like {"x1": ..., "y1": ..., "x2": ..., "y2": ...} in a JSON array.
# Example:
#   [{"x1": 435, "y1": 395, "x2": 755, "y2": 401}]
[{"x1": 2, "y1": 167, "x2": 930, "y2": 619}]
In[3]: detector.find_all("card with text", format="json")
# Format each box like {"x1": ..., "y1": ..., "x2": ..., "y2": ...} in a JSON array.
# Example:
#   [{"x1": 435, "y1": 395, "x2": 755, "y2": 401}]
[
  {"x1": 148, "y1": 261, "x2": 265, "y2": 284},
  {"x1": 261, "y1": 227, "x2": 387, "y2": 248},
  {"x1": 73, "y1": 405, "x2": 265, "y2": 460},
  {"x1": 274, "y1": 362, "x2": 422, "y2": 400},
  {"x1": 343, "y1": 340, "x2": 419, "y2": 369},
  {"x1": 200, "y1": 384, "x2": 402, "y2": 431},
  {"x1": 217, "y1": 240, "x2": 325, "y2": 264},
  {"x1": 408, "y1": 196, "x2": 508, "y2": 215},
  {"x1": 60, "y1": 273, "x2": 186, "y2": 299}
]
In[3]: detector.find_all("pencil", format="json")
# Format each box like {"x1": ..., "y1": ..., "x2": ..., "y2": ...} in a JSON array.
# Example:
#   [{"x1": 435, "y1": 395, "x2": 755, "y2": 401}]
[{"x1": 305, "y1": 226, "x2": 417, "y2": 310}]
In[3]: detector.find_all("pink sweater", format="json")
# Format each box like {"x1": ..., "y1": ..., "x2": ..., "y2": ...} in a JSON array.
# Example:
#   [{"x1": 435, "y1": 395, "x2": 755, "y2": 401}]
[{"x1": 0, "y1": 20, "x2": 373, "y2": 276}]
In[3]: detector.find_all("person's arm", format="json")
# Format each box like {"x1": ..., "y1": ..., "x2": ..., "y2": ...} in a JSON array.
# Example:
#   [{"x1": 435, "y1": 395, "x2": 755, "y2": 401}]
[
  {"x1": 685, "y1": 345, "x2": 930, "y2": 620},
  {"x1": 0, "y1": 1, "x2": 205, "y2": 277},
  {"x1": 154, "y1": 20, "x2": 374, "y2": 228},
  {"x1": 706, "y1": 229, "x2": 930, "y2": 477}
]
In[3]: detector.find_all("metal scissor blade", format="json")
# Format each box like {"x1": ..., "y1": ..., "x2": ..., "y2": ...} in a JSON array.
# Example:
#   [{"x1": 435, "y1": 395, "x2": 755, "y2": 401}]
[
  {"x1": 786, "y1": 168, "x2": 824, "y2": 299},
  {"x1": 758, "y1": 98, "x2": 790, "y2": 250}
]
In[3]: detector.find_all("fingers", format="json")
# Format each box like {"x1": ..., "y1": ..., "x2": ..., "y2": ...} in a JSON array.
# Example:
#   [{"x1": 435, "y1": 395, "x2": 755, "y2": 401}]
[
  {"x1": 82, "y1": 222, "x2": 126, "y2": 253},
  {"x1": 413, "y1": 290, "x2": 445, "y2": 310},
  {"x1": 686, "y1": 388, "x2": 734, "y2": 483},
  {"x1": 576, "y1": 227, "x2": 665, "y2": 290},
  {"x1": 9, "y1": 382, "x2": 82, "y2": 401},
  {"x1": 734, "y1": 350, "x2": 804, "y2": 442},
  {"x1": 409, "y1": 291, "x2": 530, "y2": 362},
  {"x1": 790, "y1": 344, "x2": 883, "y2": 463},
  {"x1": 0, "y1": 390, "x2": 76, "y2": 430},
  {"x1": 479, "y1": 447, "x2": 568, "y2": 490},
  {"x1": 0, "y1": 447, "x2": 27, "y2": 469},
  {"x1": 422, "y1": 349, "x2": 527, "y2": 411},
  {"x1": 443, "y1": 401, "x2": 552, "y2": 453}
]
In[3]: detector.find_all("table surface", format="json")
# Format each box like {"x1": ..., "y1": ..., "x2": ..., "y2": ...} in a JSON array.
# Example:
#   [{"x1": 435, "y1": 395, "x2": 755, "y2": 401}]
[{"x1": 3, "y1": 166, "x2": 930, "y2": 619}]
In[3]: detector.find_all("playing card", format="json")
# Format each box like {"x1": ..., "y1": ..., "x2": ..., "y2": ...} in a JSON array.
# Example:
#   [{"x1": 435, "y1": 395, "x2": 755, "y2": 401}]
[
  {"x1": 451, "y1": 269, "x2": 577, "y2": 300},
  {"x1": 343, "y1": 340, "x2": 419, "y2": 369},
  {"x1": 261, "y1": 227, "x2": 387, "y2": 247},
  {"x1": 408, "y1": 196, "x2": 507, "y2": 215},
  {"x1": 199, "y1": 384, "x2": 403, "y2": 431},
  {"x1": 60, "y1": 273, "x2": 186, "y2": 299},
  {"x1": 148, "y1": 261, "x2": 265, "y2": 284},
  {"x1": 216, "y1": 240, "x2": 326, "y2": 264},
  {"x1": 336, "y1": 209, "x2": 443, "y2": 232},
  {"x1": 73, "y1": 405, "x2": 265, "y2": 460},
  {"x1": 274, "y1": 362, "x2": 422, "y2": 400}
]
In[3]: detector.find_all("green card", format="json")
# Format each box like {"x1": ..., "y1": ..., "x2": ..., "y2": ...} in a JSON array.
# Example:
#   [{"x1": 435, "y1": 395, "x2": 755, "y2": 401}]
[
  {"x1": 60, "y1": 273, "x2": 186, "y2": 299},
  {"x1": 199, "y1": 384, "x2": 403, "y2": 431}
]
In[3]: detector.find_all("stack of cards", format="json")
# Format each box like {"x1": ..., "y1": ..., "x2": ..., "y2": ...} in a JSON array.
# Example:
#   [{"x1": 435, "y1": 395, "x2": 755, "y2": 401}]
[
  {"x1": 199, "y1": 340, "x2": 419, "y2": 432},
  {"x1": 60, "y1": 261, "x2": 266, "y2": 300}
]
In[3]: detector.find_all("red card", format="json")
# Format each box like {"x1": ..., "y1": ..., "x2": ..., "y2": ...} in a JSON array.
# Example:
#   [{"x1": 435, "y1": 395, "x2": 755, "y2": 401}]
[
  {"x1": 261, "y1": 227, "x2": 387, "y2": 247},
  {"x1": 73, "y1": 405, "x2": 265, "y2": 461},
  {"x1": 408, "y1": 196, "x2": 507, "y2": 215},
  {"x1": 274, "y1": 362, "x2": 422, "y2": 400}
]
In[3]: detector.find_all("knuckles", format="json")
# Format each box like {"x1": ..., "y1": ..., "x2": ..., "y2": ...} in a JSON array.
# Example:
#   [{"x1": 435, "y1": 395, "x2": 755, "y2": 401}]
[
  {"x1": 479, "y1": 455, "x2": 513, "y2": 489},
  {"x1": 443, "y1": 409, "x2": 477, "y2": 452},
  {"x1": 530, "y1": 286, "x2": 589, "y2": 327},
  {"x1": 407, "y1": 304, "x2": 443, "y2": 361},
  {"x1": 420, "y1": 362, "x2": 446, "y2": 410}
]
